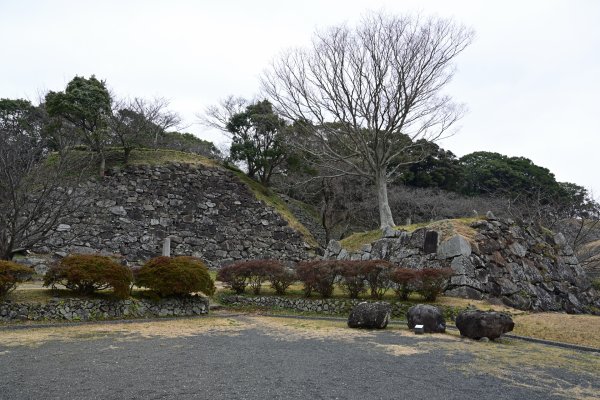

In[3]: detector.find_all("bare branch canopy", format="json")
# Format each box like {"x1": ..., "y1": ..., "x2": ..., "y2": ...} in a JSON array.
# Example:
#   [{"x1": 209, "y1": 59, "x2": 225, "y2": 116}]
[{"x1": 261, "y1": 12, "x2": 474, "y2": 228}]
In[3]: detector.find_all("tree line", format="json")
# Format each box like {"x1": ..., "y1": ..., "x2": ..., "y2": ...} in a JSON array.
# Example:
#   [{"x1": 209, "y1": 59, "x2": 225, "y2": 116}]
[{"x1": 1, "y1": 11, "x2": 597, "y2": 260}]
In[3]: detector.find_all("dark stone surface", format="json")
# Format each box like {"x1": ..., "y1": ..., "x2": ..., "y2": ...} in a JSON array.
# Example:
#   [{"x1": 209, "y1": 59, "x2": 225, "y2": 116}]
[
  {"x1": 406, "y1": 304, "x2": 446, "y2": 333},
  {"x1": 347, "y1": 301, "x2": 391, "y2": 329},
  {"x1": 423, "y1": 231, "x2": 439, "y2": 254},
  {"x1": 455, "y1": 310, "x2": 515, "y2": 340}
]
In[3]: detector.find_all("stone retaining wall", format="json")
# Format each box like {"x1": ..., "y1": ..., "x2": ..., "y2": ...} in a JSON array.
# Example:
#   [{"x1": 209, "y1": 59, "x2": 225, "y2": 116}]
[
  {"x1": 37, "y1": 162, "x2": 311, "y2": 267},
  {"x1": 0, "y1": 296, "x2": 209, "y2": 323},
  {"x1": 221, "y1": 294, "x2": 464, "y2": 320},
  {"x1": 325, "y1": 217, "x2": 600, "y2": 313}
]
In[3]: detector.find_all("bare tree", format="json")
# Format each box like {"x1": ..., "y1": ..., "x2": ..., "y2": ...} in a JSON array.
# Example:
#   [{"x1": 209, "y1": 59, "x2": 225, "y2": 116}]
[
  {"x1": 0, "y1": 99, "x2": 85, "y2": 260},
  {"x1": 261, "y1": 13, "x2": 474, "y2": 228},
  {"x1": 201, "y1": 95, "x2": 248, "y2": 133},
  {"x1": 110, "y1": 97, "x2": 183, "y2": 162}
]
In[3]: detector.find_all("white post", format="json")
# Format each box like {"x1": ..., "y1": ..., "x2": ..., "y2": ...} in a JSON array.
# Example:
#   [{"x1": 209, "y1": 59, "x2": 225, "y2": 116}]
[{"x1": 162, "y1": 237, "x2": 171, "y2": 257}]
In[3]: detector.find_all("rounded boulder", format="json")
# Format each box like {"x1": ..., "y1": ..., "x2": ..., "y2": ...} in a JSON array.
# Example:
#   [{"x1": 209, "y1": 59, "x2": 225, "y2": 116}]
[
  {"x1": 455, "y1": 310, "x2": 514, "y2": 340},
  {"x1": 348, "y1": 302, "x2": 391, "y2": 329},
  {"x1": 406, "y1": 304, "x2": 446, "y2": 333}
]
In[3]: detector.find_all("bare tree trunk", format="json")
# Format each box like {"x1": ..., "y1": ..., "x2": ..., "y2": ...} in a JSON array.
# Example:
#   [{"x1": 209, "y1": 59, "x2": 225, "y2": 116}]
[{"x1": 376, "y1": 169, "x2": 394, "y2": 229}]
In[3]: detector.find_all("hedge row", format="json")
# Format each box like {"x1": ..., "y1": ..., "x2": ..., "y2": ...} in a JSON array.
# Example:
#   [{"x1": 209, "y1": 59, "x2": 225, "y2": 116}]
[
  {"x1": 217, "y1": 259, "x2": 453, "y2": 301},
  {"x1": 43, "y1": 254, "x2": 215, "y2": 299}
]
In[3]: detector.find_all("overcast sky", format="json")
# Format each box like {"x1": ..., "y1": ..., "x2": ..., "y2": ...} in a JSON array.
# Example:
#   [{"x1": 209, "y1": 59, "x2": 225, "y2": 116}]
[{"x1": 1, "y1": 0, "x2": 599, "y2": 194}]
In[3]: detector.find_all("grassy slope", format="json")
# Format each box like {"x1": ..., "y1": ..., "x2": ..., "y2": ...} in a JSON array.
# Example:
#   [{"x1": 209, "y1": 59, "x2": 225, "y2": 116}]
[
  {"x1": 340, "y1": 217, "x2": 482, "y2": 252},
  {"x1": 231, "y1": 171, "x2": 318, "y2": 248}
]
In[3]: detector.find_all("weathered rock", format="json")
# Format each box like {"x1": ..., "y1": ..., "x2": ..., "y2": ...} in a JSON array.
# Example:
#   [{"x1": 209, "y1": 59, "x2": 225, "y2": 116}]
[
  {"x1": 437, "y1": 235, "x2": 472, "y2": 259},
  {"x1": 406, "y1": 304, "x2": 446, "y2": 333},
  {"x1": 455, "y1": 310, "x2": 514, "y2": 340},
  {"x1": 347, "y1": 302, "x2": 391, "y2": 329}
]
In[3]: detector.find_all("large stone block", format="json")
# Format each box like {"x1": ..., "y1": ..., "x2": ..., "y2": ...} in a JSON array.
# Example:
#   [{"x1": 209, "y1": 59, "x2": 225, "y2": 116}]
[
  {"x1": 455, "y1": 310, "x2": 514, "y2": 340},
  {"x1": 406, "y1": 304, "x2": 446, "y2": 333},
  {"x1": 347, "y1": 302, "x2": 391, "y2": 329},
  {"x1": 437, "y1": 235, "x2": 471, "y2": 259}
]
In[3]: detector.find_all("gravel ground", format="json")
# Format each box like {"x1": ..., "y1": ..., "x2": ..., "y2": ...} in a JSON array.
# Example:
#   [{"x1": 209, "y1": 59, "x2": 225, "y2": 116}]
[{"x1": 0, "y1": 315, "x2": 598, "y2": 400}]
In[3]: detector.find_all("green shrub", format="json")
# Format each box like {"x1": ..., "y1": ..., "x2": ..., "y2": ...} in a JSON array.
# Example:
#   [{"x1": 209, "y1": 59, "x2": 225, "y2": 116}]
[
  {"x1": 44, "y1": 254, "x2": 132, "y2": 299},
  {"x1": 415, "y1": 268, "x2": 453, "y2": 301},
  {"x1": 591, "y1": 278, "x2": 600, "y2": 291},
  {"x1": 0, "y1": 260, "x2": 33, "y2": 299},
  {"x1": 136, "y1": 256, "x2": 215, "y2": 297}
]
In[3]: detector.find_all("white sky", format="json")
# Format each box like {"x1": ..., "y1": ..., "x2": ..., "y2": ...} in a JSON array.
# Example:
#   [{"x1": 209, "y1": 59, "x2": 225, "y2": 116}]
[{"x1": 1, "y1": 0, "x2": 599, "y2": 194}]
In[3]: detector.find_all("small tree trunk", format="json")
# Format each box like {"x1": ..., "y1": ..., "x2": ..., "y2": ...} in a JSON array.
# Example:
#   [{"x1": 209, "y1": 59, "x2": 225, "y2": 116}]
[
  {"x1": 124, "y1": 148, "x2": 131, "y2": 164},
  {"x1": 99, "y1": 153, "x2": 106, "y2": 177},
  {"x1": 375, "y1": 168, "x2": 395, "y2": 229}
]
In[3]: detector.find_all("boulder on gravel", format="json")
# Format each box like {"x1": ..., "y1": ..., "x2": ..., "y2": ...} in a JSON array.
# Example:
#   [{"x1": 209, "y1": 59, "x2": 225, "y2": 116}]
[
  {"x1": 348, "y1": 302, "x2": 391, "y2": 329},
  {"x1": 406, "y1": 304, "x2": 446, "y2": 333},
  {"x1": 455, "y1": 310, "x2": 514, "y2": 340}
]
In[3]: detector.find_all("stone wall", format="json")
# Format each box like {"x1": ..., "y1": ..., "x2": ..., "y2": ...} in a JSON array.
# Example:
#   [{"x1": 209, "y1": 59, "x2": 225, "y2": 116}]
[
  {"x1": 221, "y1": 294, "x2": 464, "y2": 319},
  {"x1": 37, "y1": 163, "x2": 312, "y2": 267},
  {"x1": 325, "y1": 217, "x2": 600, "y2": 313},
  {"x1": 0, "y1": 295, "x2": 208, "y2": 323}
]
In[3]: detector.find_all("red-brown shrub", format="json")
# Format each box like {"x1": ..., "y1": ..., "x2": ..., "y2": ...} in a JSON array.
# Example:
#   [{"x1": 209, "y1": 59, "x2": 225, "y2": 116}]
[
  {"x1": 390, "y1": 267, "x2": 419, "y2": 300},
  {"x1": 136, "y1": 256, "x2": 215, "y2": 297},
  {"x1": 361, "y1": 260, "x2": 394, "y2": 299},
  {"x1": 296, "y1": 260, "x2": 339, "y2": 298},
  {"x1": 416, "y1": 268, "x2": 453, "y2": 301},
  {"x1": 270, "y1": 266, "x2": 297, "y2": 295},
  {"x1": 217, "y1": 260, "x2": 292, "y2": 295},
  {"x1": 0, "y1": 260, "x2": 33, "y2": 299},
  {"x1": 338, "y1": 260, "x2": 366, "y2": 299},
  {"x1": 44, "y1": 254, "x2": 132, "y2": 299},
  {"x1": 217, "y1": 262, "x2": 250, "y2": 294}
]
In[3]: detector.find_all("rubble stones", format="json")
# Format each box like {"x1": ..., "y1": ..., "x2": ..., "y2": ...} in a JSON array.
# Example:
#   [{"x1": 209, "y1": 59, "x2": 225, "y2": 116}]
[{"x1": 0, "y1": 296, "x2": 209, "y2": 322}]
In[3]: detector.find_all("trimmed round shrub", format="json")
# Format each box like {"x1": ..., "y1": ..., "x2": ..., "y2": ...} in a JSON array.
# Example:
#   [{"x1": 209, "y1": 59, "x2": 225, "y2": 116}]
[
  {"x1": 136, "y1": 256, "x2": 215, "y2": 297},
  {"x1": 43, "y1": 254, "x2": 132, "y2": 299},
  {"x1": 0, "y1": 260, "x2": 33, "y2": 299},
  {"x1": 416, "y1": 268, "x2": 453, "y2": 301},
  {"x1": 390, "y1": 267, "x2": 419, "y2": 300}
]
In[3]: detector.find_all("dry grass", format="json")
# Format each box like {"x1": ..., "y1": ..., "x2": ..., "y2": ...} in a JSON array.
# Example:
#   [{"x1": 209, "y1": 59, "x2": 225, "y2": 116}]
[
  {"x1": 340, "y1": 217, "x2": 483, "y2": 251},
  {"x1": 0, "y1": 317, "x2": 242, "y2": 348},
  {"x1": 513, "y1": 313, "x2": 600, "y2": 348}
]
